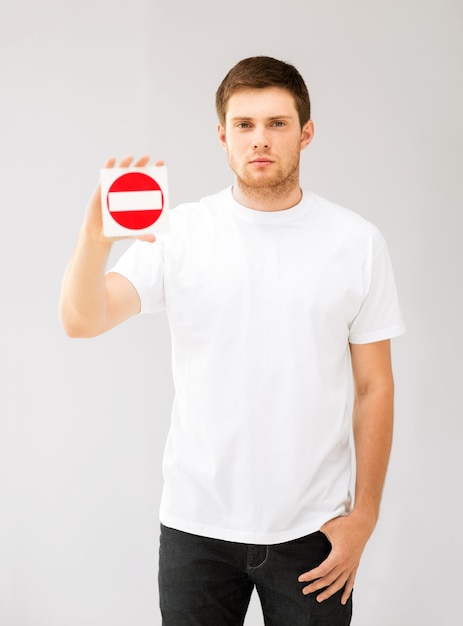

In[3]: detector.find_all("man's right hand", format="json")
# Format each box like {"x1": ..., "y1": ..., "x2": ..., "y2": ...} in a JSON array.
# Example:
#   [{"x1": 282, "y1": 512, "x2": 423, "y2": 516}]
[{"x1": 83, "y1": 154, "x2": 164, "y2": 244}]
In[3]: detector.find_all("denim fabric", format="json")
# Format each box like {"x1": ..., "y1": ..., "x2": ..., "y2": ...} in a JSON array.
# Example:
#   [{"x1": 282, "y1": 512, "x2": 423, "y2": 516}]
[{"x1": 159, "y1": 524, "x2": 352, "y2": 625}]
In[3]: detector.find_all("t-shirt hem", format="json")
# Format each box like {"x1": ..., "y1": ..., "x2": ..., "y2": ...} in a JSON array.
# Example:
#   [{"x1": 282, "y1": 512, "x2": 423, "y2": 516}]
[{"x1": 159, "y1": 511, "x2": 346, "y2": 545}]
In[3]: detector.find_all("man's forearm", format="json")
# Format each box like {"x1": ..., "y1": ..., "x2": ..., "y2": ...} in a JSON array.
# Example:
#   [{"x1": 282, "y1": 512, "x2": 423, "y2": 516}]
[
  {"x1": 59, "y1": 230, "x2": 113, "y2": 338},
  {"x1": 351, "y1": 381, "x2": 394, "y2": 525}
]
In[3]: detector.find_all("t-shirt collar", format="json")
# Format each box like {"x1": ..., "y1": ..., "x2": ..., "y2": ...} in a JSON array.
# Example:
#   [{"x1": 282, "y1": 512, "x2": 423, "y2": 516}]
[{"x1": 223, "y1": 186, "x2": 311, "y2": 224}]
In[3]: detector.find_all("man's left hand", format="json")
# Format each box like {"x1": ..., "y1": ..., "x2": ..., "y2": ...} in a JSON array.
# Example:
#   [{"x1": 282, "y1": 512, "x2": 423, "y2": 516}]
[{"x1": 298, "y1": 512, "x2": 375, "y2": 605}]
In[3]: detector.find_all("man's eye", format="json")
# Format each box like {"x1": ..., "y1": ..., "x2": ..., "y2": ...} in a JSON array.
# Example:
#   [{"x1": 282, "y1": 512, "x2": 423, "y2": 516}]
[
  {"x1": 272, "y1": 121, "x2": 285, "y2": 127},
  {"x1": 237, "y1": 122, "x2": 251, "y2": 129}
]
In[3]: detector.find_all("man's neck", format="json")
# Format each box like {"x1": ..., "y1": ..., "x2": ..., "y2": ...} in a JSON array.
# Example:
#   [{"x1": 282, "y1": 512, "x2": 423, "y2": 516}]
[{"x1": 232, "y1": 177, "x2": 303, "y2": 213}]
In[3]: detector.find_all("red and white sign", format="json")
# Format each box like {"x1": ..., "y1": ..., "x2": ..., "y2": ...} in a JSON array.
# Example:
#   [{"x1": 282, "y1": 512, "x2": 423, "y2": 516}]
[{"x1": 100, "y1": 166, "x2": 169, "y2": 237}]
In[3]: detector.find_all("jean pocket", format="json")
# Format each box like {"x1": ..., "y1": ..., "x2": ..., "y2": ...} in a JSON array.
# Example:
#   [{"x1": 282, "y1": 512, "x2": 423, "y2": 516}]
[{"x1": 317, "y1": 530, "x2": 333, "y2": 550}]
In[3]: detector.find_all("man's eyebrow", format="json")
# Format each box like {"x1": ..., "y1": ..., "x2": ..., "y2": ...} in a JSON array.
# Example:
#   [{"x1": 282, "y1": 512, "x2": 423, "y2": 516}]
[{"x1": 229, "y1": 115, "x2": 294, "y2": 121}]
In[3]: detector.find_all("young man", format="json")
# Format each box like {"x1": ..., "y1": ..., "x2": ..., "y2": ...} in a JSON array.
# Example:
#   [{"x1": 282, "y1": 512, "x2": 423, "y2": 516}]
[{"x1": 60, "y1": 56, "x2": 405, "y2": 625}]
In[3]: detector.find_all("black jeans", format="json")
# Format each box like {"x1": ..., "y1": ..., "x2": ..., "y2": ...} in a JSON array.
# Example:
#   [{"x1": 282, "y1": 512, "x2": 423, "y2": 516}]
[{"x1": 159, "y1": 524, "x2": 352, "y2": 625}]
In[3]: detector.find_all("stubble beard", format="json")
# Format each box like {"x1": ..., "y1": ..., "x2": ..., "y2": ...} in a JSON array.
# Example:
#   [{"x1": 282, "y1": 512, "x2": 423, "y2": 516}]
[{"x1": 232, "y1": 156, "x2": 301, "y2": 203}]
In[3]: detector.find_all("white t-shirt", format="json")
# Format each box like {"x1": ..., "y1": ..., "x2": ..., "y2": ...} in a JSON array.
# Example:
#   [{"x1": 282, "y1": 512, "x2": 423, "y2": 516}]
[{"x1": 110, "y1": 187, "x2": 406, "y2": 544}]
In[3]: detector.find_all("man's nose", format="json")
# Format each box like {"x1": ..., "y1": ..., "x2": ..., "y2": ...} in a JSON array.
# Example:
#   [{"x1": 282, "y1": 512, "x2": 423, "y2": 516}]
[{"x1": 253, "y1": 127, "x2": 270, "y2": 149}]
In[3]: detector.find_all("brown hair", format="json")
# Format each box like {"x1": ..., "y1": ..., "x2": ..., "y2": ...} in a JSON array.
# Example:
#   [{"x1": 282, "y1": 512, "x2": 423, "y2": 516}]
[{"x1": 215, "y1": 56, "x2": 311, "y2": 128}]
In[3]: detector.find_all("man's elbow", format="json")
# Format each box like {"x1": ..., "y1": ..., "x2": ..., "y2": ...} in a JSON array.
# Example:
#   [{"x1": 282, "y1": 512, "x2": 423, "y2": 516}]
[
  {"x1": 355, "y1": 375, "x2": 394, "y2": 399},
  {"x1": 59, "y1": 308, "x2": 105, "y2": 339}
]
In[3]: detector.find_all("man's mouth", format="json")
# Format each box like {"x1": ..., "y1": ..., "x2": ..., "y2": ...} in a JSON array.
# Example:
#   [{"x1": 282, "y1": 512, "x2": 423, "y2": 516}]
[{"x1": 250, "y1": 158, "x2": 273, "y2": 165}]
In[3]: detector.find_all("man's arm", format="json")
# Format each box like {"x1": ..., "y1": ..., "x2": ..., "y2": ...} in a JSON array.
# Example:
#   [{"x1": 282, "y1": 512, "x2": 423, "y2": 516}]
[
  {"x1": 59, "y1": 155, "x2": 159, "y2": 338},
  {"x1": 298, "y1": 339, "x2": 394, "y2": 604}
]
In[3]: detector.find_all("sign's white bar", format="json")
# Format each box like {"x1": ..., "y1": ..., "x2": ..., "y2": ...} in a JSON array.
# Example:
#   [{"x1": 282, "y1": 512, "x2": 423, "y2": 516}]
[{"x1": 108, "y1": 190, "x2": 163, "y2": 212}]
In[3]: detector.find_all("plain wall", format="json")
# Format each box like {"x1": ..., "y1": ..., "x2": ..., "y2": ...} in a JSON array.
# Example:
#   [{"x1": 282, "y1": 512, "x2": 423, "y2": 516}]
[{"x1": 1, "y1": 1, "x2": 462, "y2": 624}]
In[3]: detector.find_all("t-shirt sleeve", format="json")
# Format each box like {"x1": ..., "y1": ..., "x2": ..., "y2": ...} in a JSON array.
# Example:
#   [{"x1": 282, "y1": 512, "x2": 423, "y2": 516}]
[
  {"x1": 107, "y1": 238, "x2": 165, "y2": 314},
  {"x1": 348, "y1": 235, "x2": 406, "y2": 344}
]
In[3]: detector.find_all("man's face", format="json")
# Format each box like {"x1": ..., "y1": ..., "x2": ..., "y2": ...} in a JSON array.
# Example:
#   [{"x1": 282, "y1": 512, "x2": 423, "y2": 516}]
[{"x1": 218, "y1": 87, "x2": 313, "y2": 193}]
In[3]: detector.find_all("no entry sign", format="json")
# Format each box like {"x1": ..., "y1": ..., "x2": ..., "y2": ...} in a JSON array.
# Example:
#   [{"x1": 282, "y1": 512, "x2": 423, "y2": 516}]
[{"x1": 100, "y1": 166, "x2": 169, "y2": 237}]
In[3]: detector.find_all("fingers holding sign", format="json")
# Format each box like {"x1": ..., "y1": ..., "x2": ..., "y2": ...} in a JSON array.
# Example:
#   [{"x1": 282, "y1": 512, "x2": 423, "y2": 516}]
[{"x1": 105, "y1": 155, "x2": 163, "y2": 168}]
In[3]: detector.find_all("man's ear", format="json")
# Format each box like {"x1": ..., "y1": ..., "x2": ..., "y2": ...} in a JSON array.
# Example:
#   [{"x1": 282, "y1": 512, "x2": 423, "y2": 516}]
[
  {"x1": 300, "y1": 120, "x2": 315, "y2": 151},
  {"x1": 217, "y1": 123, "x2": 227, "y2": 151}
]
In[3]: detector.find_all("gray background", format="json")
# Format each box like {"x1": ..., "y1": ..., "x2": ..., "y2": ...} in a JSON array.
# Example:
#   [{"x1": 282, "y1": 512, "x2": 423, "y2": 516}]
[{"x1": 1, "y1": 0, "x2": 462, "y2": 624}]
